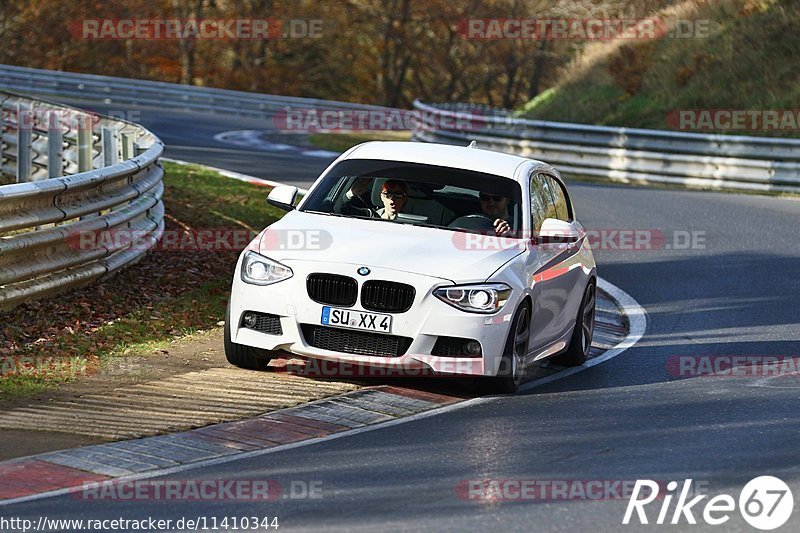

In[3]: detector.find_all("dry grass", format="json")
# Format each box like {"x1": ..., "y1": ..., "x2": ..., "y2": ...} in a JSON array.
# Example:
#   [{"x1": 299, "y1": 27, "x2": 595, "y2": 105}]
[{"x1": 520, "y1": 0, "x2": 800, "y2": 136}]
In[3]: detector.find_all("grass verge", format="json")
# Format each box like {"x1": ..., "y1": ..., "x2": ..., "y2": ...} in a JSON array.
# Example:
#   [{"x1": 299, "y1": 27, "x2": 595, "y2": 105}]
[
  {"x1": 308, "y1": 131, "x2": 412, "y2": 153},
  {"x1": 0, "y1": 161, "x2": 283, "y2": 401}
]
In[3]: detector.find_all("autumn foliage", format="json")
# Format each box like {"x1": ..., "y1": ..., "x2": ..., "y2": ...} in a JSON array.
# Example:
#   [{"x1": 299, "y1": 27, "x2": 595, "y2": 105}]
[{"x1": 0, "y1": 0, "x2": 674, "y2": 109}]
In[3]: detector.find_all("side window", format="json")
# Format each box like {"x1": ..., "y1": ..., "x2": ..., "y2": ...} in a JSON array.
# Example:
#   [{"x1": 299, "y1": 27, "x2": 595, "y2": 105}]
[
  {"x1": 540, "y1": 176, "x2": 558, "y2": 220},
  {"x1": 543, "y1": 174, "x2": 571, "y2": 222},
  {"x1": 529, "y1": 173, "x2": 548, "y2": 233}
]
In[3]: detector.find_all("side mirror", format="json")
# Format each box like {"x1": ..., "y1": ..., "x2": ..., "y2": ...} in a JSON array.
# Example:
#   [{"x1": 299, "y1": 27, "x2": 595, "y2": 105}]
[
  {"x1": 267, "y1": 185, "x2": 298, "y2": 212},
  {"x1": 538, "y1": 218, "x2": 579, "y2": 244}
]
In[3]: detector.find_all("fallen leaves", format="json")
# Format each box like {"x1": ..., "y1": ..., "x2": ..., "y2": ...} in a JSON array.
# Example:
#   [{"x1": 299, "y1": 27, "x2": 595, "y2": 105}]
[{"x1": 0, "y1": 164, "x2": 280, "y2": 400}]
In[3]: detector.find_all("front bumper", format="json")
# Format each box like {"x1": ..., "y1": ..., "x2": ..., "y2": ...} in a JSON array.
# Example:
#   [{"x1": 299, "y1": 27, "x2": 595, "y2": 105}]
[{"x1": 229, "y1": 258, "x2": 517, "y2": 377}]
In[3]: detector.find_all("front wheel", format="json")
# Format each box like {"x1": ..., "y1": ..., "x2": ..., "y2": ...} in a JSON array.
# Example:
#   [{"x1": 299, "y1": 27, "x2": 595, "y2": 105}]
[
  {"x1": 552, "y1": 282, "x2": 595, "y2": 367},
  {"x1": 224, "y1": 302, "x2": 272, "y2": 371},
  {"x1": 479, "y1": 302, "x2": 530, "y2": 395}
]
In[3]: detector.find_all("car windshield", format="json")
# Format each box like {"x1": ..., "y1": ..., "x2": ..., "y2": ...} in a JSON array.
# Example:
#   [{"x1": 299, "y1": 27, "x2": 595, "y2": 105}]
[{"x1": 299, "y1": 158, "x2": 523, "y2": 234}]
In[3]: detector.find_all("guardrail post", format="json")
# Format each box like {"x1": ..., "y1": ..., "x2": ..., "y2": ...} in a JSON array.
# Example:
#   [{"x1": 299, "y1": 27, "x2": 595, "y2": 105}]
[
  {"x1": 0, "y1": 103, "x2": 5, "y2": 174},
  {"x1": 120, "y1": 132, "x2": 135, "y2": 161},
  {"x1": 47, "y1": 116, "x2": 63, "y2": 179},
  {"x1": 16, "y1": 103, "x2": 32, "y2": 182},
  {"x1": 77, "y1": 114, "x2": 92, "y2": 172},
  {"x1": 102, "y1": 127, "x2": 120, "y2": 166}
]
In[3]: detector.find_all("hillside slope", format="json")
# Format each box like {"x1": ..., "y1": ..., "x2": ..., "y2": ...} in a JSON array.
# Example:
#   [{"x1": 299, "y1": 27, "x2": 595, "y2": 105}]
[{"x1": 520, "y1": 0, "x2": 800, "y2": 136}]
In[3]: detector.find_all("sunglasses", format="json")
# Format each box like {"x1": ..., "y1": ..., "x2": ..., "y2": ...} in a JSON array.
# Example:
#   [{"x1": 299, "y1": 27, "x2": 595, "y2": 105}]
[
  {"x1": 479, "y1": 194, "x2": 504, "y2": 202},
  {"x1": 381, "y1": 191, "x2": 407, "y2": 199}
]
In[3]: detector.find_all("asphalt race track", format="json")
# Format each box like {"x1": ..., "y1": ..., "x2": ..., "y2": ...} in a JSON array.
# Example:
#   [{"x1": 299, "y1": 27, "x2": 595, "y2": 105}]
[
  {"x1": 55, "y1": 98, "x2": 337, "y2": 188},
  {"x1": 5, "y1": 101, "x2": 800, "y2": 531}
]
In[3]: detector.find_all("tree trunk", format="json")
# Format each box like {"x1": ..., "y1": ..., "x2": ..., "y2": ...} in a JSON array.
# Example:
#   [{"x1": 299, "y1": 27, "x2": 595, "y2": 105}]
[
  {"x1": 172, "y1": 0, "x2": 206, "y2": 85},
  {"x1": 528, "y1": 40, "x2": 551, "y2": 100}
]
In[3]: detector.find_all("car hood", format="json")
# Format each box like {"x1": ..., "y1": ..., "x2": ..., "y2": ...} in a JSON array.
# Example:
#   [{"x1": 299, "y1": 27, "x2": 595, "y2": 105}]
[{"x1": 257, "y1": 210, "x2": 524, "y2": 282}]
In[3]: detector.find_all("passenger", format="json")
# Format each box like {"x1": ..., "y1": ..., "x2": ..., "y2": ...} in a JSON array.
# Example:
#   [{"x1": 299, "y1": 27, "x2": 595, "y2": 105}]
[
  {"x1": 377, "y1": 179, "x2": 409, "y2": 220},
  {"x1": 479, "y1": 192, "x2": 512, "y2": 236}
]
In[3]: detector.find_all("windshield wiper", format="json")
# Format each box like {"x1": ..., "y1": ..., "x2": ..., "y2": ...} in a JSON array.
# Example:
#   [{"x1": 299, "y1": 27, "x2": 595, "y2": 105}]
[
  {"x1": 303, "y1": 210, "x2": 348, "y2": 218},
  {"x1": 303, "y1": 210, "x2": 376, "y2": 221},
  {"x1": 395, "y1": 220, "x2": 443, "y2": 230}
]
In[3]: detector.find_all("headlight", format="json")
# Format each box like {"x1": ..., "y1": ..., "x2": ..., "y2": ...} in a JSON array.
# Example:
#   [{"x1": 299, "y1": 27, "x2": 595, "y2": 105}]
[
  {"x1": 434, "y1": 283, "x2": 512, "y2": 314},
  {"x1": 241, "y1": 251, "x2": 293, "y2": 286}
]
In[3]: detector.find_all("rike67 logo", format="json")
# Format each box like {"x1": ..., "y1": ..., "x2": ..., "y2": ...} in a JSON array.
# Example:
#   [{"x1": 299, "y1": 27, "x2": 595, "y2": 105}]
[{"x1": 624, "y1": 477, "x2": 794, "y2": 530}]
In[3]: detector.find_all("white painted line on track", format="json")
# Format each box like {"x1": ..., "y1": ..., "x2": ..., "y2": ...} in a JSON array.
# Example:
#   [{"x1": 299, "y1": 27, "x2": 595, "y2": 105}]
[
  {"x1": 212, "y1": 130, "x2": 340, "y2": 158},
  {"x1": 0, "y1": 276, "x2": 646, "y2": 508},
  {"x1": 518, "y1": 277, "x2": 647, "y2": 393},
  {"x1": 303, "y1": 149, "x2": 341, "y2": 158}
]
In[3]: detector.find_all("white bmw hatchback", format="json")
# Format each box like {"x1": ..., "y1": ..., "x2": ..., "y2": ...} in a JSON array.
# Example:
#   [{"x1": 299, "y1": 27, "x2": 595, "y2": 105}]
[{"x1": 225, "y1": 141, "x2": 596, "y2": 393}]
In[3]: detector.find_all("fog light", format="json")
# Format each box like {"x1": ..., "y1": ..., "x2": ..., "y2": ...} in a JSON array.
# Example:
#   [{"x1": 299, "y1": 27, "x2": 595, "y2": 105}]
[
  {"x1": 243, "y1": 312, "x2": 257, "y2": 328},
  {"x1": 464, "y1": 340, "x2": 482, "y2": 355}
]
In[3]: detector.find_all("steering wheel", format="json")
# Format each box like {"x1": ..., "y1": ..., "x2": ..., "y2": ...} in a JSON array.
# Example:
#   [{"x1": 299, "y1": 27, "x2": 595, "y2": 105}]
[
  {"x1": 448, "y1": 214, "x2": 495, "y2": 231},
  {"x1": 339, "y1": 198, "x2": 377, "y2": 218},
  {"x1": 354, "y1": 206, "x2": 378, "y2": 218},
  {"x1": 351, "y1": 194, "x2": 373, "y2": 210}
]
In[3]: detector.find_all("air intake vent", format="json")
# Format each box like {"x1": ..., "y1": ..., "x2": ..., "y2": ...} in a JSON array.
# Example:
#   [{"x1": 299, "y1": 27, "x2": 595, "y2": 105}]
[
  {"x1": 306, "y1": 273, "x2": 358, "y2": 307},
  {"x1": 431, "y1": 336, "x2": 482, "y2": 358},
  {"x1": 361, "y1": 280, "x2": 415, "y2": 313},
  {"x1": 300, "y1": 325, "x2": 412, "y2": 358},
  {"x1": 240, "y1": 312, "x2": 283, "y2": 335}
]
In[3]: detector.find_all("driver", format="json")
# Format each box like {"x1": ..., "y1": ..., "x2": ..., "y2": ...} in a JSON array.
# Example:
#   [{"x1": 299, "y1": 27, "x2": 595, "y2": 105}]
[
  {"x1": 479, "y1": 192, "x2": 512, "y2": 236},
  {"x1": 341, "y1": 178, "x2": 408, "y2": 220},
  {"x1": 377, "y1": 179, "x2": 408, "y2": 220}
]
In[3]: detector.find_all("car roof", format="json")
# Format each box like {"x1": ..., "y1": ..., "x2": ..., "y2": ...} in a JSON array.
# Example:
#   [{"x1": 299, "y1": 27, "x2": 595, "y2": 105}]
[{"x1": 344, "y1": 141, "x2": 547, "y2": 179}]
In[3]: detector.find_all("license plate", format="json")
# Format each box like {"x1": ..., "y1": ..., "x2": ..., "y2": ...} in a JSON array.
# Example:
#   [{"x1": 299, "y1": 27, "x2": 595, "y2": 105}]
[{"x1": 321, "y1": 306, "x2": 392, "y2": 333}]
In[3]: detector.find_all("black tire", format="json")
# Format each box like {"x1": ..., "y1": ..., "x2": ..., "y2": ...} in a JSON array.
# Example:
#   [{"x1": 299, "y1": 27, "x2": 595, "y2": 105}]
[
  {"x1": 224, "y1": 302, "x2": 272, "y2": 371},
  {"x1": 480, "y1": 301, "x2": 531, "y2": 395},
  {"x1": 552, "y1": 281, "x2": 595, "y2": 367}
]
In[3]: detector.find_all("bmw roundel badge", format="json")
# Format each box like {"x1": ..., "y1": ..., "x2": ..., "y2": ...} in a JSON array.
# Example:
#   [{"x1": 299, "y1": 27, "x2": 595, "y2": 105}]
[{"x1": 357, "y1": 267, "x2": 371, "y2": 276}]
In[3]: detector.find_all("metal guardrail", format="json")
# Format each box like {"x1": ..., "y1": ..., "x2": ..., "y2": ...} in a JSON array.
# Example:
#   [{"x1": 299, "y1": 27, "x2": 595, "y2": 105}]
[
  {"x1": 0, "y1": 91, "x2": 164, "y2": 311},
  {"x1": 0, "y1": 64, "x2": 400, "y2": 312},
  {"x1": 0, "y1": 64, "x2": 396, "y2": 118},
  {"x1": 413, "y1": 101, "x2": 800, "y2": 194},
  {"x1": 3, "y1": 65, "x2": 798, "y2": 194}
]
